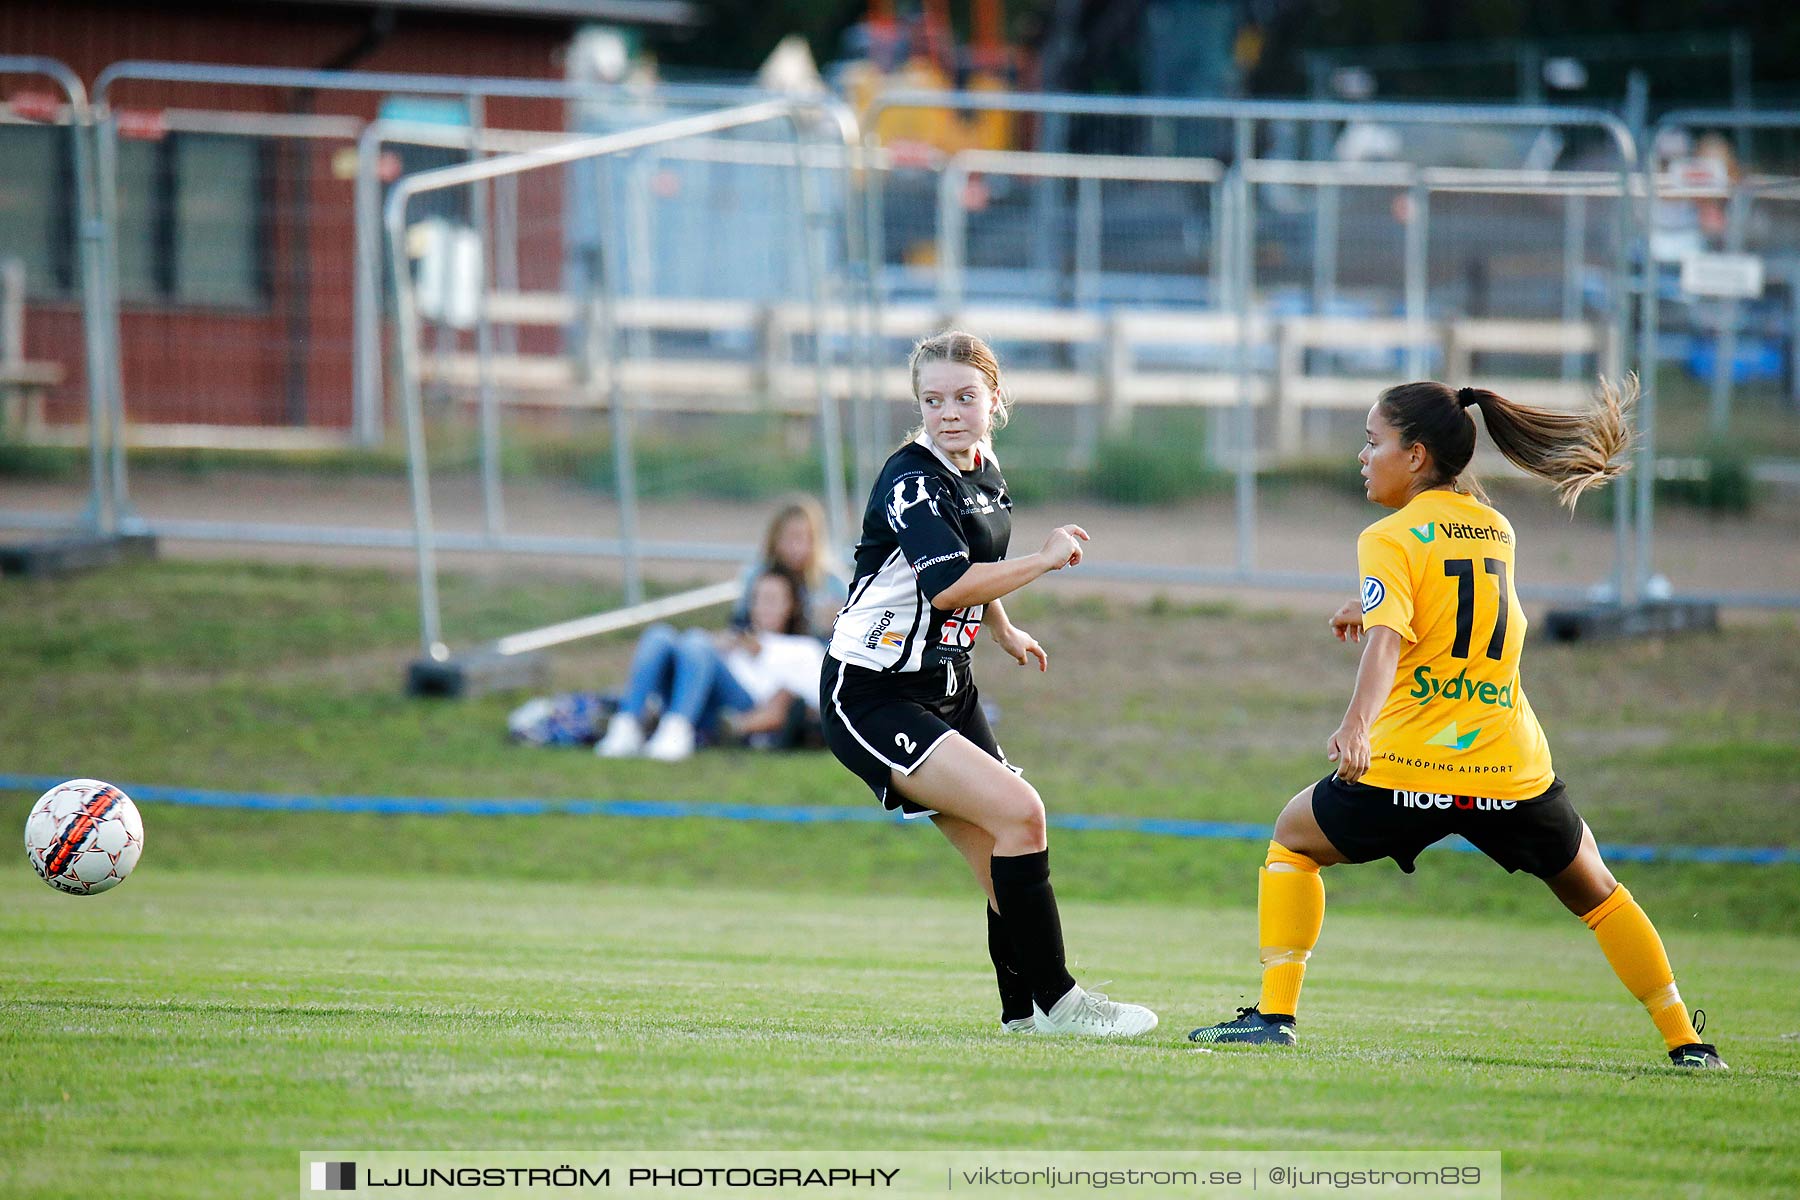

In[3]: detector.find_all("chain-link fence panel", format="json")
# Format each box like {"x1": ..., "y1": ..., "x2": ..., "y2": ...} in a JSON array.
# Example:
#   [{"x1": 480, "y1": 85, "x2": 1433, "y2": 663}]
[
  {"x1": 386, "y1": 97, "x2": 861, "y2": 661},
  {"x1": 86, "y1": 63, "x2": 793, "y2": 556},
  {"x1": 0, "y1": 56, "x2": 112, "y2": 538},
  {"x1": 860, "y1": 89, "x2": 1641, "y2": 599}
]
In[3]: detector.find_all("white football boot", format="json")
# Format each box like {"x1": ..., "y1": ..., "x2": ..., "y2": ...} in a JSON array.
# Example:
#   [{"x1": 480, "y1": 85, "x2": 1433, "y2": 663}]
[
  {"x1": 595, "y1": 713, "x2": 646, "y2": 758},
  {"x1": 1032, "y1": 985, "x2": 1158, "y2": 1038},
  {"x1": 644, "y1": 714, "x2": 697, "y2": 762}
]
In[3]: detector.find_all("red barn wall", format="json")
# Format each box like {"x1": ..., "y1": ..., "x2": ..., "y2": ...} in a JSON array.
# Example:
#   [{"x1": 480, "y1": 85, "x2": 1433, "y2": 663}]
[{"x1": 1, "y1": 1, "x2": 572, "y2": 430}]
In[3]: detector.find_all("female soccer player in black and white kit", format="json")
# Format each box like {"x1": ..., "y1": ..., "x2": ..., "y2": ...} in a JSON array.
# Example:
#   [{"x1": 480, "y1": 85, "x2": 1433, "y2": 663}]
[{"x1": 821, "y1": 330, "x2": 1157, "y2": 1038}]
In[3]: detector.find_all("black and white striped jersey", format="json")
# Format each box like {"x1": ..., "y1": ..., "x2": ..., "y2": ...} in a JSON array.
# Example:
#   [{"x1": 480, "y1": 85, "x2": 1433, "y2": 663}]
[{"x1": 828, "y1": 433, "x2": 1012, "y2": 673}]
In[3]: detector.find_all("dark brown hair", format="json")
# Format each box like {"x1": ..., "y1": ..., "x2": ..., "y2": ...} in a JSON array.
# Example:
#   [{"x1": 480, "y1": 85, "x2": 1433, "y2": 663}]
[
  {"x1": 749, "y1": 567, "x2": 810, "y2": 636},
  {"x1": 1378, "y1": 375, "x2": 1636, "y2": 510}
]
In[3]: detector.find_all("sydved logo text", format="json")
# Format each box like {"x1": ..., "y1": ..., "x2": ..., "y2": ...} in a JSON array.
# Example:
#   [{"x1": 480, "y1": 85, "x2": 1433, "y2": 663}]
[{"x1": 1409, "y1": 665, "x2": 1514, "y2": 709}]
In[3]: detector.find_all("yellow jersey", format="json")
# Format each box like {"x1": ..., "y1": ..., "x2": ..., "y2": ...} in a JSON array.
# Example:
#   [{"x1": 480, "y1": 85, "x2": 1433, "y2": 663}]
[{"x1": 1356, "y1": 489, "x2": 1555, "y2": 800}]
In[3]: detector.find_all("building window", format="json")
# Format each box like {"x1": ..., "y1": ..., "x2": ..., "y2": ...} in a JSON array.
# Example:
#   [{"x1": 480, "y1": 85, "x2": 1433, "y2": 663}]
[
  {"x1": 0, "y1": 125, "x2": 268, "y2": 308},
  {"x1": 170, "y1": 135, "x2": 265, "y2": 307},
  {"x1": 114, "y1": 131, "x2": 268, "y2": 309},
  {"x1": 0, "y1": 123, "x2": 76, "y2": 297},
  {"x1": 113, "y1": 138, "x2": 161, "y2": 303}
]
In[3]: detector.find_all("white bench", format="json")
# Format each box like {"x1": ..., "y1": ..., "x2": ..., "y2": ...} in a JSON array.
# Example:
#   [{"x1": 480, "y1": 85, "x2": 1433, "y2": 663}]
[
  {"x1": 0, "y1": 261, "x2": 68, "y2": 439},
  {"x1": 415, "y1": 294, "x2": 1609, "y2": 453}
]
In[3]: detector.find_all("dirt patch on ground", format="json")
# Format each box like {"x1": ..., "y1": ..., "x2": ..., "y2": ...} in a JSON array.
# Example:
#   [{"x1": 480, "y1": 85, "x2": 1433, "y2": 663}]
[{"x1": 5, "y1": 469, "x2": 1798, "y2": 611}]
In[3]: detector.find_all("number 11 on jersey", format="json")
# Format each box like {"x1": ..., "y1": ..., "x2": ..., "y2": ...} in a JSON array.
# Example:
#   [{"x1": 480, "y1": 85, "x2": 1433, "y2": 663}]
[{"x1": 1443, "y1": 557, "x2": 1509, "y2": 660}]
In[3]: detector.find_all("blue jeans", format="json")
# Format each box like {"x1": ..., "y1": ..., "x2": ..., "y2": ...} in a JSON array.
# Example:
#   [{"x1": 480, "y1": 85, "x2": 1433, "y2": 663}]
[{"x1": 619, "y1": 624, "x2": 755, "y2": 731}]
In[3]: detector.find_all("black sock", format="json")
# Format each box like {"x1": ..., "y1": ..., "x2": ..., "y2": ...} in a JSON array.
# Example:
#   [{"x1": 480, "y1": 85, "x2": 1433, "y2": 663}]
[
  {"x1": 989, "y1": 850, "x2": 1077, "y2": 1012},
  {"x1": 986, "y1": 903, "x2": 1035, "y2": 1022}
]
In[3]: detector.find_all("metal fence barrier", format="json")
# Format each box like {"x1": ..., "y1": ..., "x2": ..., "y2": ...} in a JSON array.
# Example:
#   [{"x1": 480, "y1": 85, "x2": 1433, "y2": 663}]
[
  {"x1": 0, "y1": 55, "x2": 114, "y2": 536},
  {"x1": 84, "y1": 61, "x2": 821, "y2": 546},
  {"x1": 1636, "y1": 107, "x2": 1800, "y2": 609},
  {"x1": 352, "y1": 119, "x2": 568, "y2": 449},
  {"x1": 861, "y1": 88, "x2": 1642, "y2": 603},
  {"x1": 5, "y1": 62, "x2": 1794, "y2": 614},
  {"x1": 925, "y1": 151, "x2": 1620, "y2": 463},
  {"x1": 362, "y1": 125, "x2": 878, "y2": 553},
  {"x1": 385, "y1": 96, "x2": 862, "y2": 661}
]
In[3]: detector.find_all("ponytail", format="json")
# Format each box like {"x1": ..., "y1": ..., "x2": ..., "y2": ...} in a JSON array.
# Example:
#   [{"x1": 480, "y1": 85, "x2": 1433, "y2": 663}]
[
  {"x1": 1379, "y1": 376, "x2": 1636, "y2": 512},
  {"x1": 1462, "y1": 375, "x2": 1637, "y2": 511}
]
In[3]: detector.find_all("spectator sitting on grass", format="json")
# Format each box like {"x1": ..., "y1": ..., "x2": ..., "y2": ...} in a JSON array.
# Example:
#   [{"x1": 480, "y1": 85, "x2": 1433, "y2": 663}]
[
  {"x1": 731, "y1": 497, "x2": 849, "y2": 639},
  {"x1": 596, "y1": 567, "x2": 826, "y2": 762}
]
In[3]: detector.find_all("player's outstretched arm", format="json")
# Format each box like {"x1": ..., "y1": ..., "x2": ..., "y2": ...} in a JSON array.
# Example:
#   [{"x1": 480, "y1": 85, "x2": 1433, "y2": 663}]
[
  {"x1": 930, "y1": 525, "x2": 1089, "y2": 611},
  {"x1": 1326, "y1": 626, "x2": 1402, "y2": 783}
]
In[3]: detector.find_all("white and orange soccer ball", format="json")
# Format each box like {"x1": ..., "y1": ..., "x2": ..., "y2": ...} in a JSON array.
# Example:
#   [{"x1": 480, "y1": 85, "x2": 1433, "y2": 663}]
[{"x1": 23, "y1": 779, "x2": 144, "y2": 895}]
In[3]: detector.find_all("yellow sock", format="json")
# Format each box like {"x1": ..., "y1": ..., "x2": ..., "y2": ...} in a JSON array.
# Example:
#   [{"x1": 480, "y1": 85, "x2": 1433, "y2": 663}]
[
  {"x1": 1257, "y1": 841, "x2": 1324, "y2": 1018},
  {"x1": 1581, "y1": 884, "x2": 1701, "y2": 1051}
]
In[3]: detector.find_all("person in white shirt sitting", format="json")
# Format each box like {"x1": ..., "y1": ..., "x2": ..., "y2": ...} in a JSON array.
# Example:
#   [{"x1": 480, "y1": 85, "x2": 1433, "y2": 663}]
[{"x1": 596, "y1": 568, "x2": 826, "y2": 762}]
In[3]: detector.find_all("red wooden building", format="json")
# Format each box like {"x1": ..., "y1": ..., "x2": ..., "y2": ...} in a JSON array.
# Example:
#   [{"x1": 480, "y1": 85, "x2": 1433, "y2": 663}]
[{"x1": 0, "y1": 0, "x2": 695, "y2": 434}]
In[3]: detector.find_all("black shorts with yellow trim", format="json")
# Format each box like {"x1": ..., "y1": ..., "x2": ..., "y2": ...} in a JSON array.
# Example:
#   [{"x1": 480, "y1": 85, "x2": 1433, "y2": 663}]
[
  {"x1": 1310, "y1": 774, "x2": 1582, "y2": 878},
  {"x1": 820, "y1": 654, "x2": 1015, "y2": 817}
]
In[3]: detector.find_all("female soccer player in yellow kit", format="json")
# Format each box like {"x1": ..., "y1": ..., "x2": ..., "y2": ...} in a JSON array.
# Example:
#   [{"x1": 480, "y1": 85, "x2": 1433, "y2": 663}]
[{"x1": 1188, "y1": 378, "x2": 1726, "y2": 1069}]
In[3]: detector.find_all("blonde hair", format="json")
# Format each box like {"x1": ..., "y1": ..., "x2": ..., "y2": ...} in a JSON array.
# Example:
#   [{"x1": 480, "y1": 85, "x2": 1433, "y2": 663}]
[
  {"x1": 1379, "y1": 375, "x2": 1636, "y2": 511},
  {"x1": 760, "y1": 496, "x2": 833, "y2": 591},
  {"x1": 903, "y1": 329, "x2": 1011, "y2": 447}
]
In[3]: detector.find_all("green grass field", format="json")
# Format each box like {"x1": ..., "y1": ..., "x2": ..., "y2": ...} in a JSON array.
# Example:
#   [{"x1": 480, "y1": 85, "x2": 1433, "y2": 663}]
[
  {"x1": 4, "y1": 876, "x2": 1798, "y2": 1199},
  {"x1": 3, "y1": 560, "x2": 1799, "y2": 1198}
]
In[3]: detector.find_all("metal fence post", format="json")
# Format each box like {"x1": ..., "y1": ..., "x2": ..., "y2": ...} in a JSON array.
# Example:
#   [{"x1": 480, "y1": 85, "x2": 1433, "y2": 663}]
[
  {"x1": 466, "y1": 93, "x2": 506, "y2": 539},
  {"x1": 94, "y1": 110, "x2": 131, "y2": 532},
  {"x1": 1633, "y1": 134, "x2": 1661, "y2": 603},
  {"x1": 817, "y1": 101, "x2": 878, "y2": 553},
  {"x1": 936, "y1": 160, "x2": 967, "y2": 317},
  {"x1": 786, "y1": 116, "x2": 854, "y2": 560},
  {"x1": 351, "y1": 122, "x2": 385, "y2": 447},
  {"x1": 1312, "y1": 181, "x2": 1339, "y2": 312},
  {"x1": 588, "y1": 155, "x2": 643, "y2": 607},
  {"x1": 0, "y1": 56, "x2": 116, "y2": 538},
  {"x1": 1231, "y1": 117, "x2": 1257, "y2": 578},
  {"x1": 860, "y1": 124, "x2": 895, "y2": 503},
  {"x1": 1608, "y1": 161, "x2": 1635, "y2": 604},
  {"x1": 1404, "y1": 178, "x2": 1430, "y2": 379},
  {"x1": 1208, "y1": 176, "x2": 1230, "y2": 311},
  {"x1": 1790, "y1": 259, "x2": 1800, "y2": 411},
  {"x1": 385, "y1": 177, "x2": 446, "y2": 661},
  {"x1": 1708, "y1": 183, "x2": 1753, "y2": 434},
  {"x1": 1073, "y1": 174, "x2": 1104, "y2": 465},
  {"x1": 854, "y1": 145, "x2": 880, "y2": 499},
  {"x1": 1561, "y1": 191, "x2": 1586, "y2": 381},
  {"x1": 1073, "y1": 174, "x2": 1102, "y2": 308}
]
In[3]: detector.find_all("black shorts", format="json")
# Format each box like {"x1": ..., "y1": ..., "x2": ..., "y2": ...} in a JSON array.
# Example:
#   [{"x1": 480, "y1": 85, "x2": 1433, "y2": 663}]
[
  {"x1": 820, "y1": 654, "x2": 1016, "y2": 817},
  {"x1": 1310, "y1": 775, "x2": 1584, "y2": 878}
]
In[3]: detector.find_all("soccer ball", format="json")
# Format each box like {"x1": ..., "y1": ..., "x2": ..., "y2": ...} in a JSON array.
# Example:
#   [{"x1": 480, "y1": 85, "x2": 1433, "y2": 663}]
[{"x1": 23, "y1": 779, "x2": 144, "y2": 895}]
